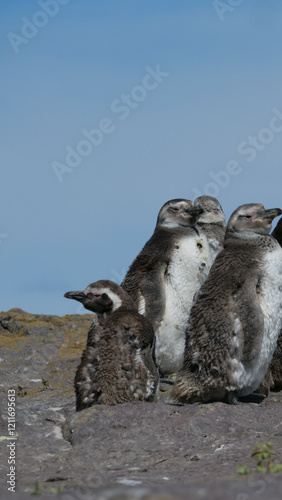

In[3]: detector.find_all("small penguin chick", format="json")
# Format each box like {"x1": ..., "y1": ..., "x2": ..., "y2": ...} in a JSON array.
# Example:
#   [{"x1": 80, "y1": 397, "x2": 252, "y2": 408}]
[
  {"x1": 122, "y1": 199, "x2": 212, "y2": 377},
  {"x1": 64, "y1": 280, "x2": 159, "y2": 410},
  {"x1": 171, "y1": 203, "x2": 282, "y2": 405},
  {"x1": 262, "y1": 217, "x2": 282, "y2": 393},
  {"x1": 194, "y1": 195, "x2": 226, "y2": 261}
]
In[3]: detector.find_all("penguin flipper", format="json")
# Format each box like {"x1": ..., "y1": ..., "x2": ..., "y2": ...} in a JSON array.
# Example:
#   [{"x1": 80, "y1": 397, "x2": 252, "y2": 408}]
[
  {"x1": 269, "y1": 329, "x2": 282, "y2": 391},
  {"x1": 139, "y1": 344, "x2": 160, "y2": 401},
  {"x1": 236, "y1": 273, "x2": 265, "y2": 362},
  {"x1": 75, "y1": 344, "x2": 101, "y2": 411},
  {"x1": 139, "y1": 262, "x2": 167, "y2": 328}
]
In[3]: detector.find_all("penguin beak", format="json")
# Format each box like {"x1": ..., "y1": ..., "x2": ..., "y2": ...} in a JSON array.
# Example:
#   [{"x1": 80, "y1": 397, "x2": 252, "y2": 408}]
[
  {"x1": 261, "y1": 208, "x2": 282, "y2": 221},
  {"x1": 64, "y1": 290, "x2": 86, "y2": 303},
  {"x1": 188, "y1": 203, "x2": 204, "y2": 216}
]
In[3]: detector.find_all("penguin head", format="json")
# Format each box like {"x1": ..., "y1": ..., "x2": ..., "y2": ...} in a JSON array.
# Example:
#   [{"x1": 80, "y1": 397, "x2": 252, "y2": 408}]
[
  {"x1": 194, "y1": 196, "x2": 226, "y2": 226},
  {"x1": 227, "y1": 203, "x2": 282, "y2": 237},
  {"x1": 64, "y1": 280, "x2": 137, "y2": 316},
  {"x1": 157, "y1": 199, "x2": 204, "y2": 228}
]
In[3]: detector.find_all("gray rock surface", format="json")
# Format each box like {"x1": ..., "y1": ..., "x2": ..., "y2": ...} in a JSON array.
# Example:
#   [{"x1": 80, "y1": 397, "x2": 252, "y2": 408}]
[{"x1": 0, "y1": 309, "x2": 282, "y2": 499}]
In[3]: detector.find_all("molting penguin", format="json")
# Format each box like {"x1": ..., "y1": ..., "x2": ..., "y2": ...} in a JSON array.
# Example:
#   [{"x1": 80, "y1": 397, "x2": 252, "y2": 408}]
[
  {"x1": 268, "y1": 217, "x2": 282, "y2": 391},
  {"x1": 121, "y1": 199, "x2": 212, "y2": 377},
  {"x1": 171, "y1": 203, "x2": 282, "y2": 405},
  {"x1": 194, "y1": 195, "x2": 226, "y2": 262},
  {"x1": 64, "y1": 280, "x2": 159, "y2": 410}
]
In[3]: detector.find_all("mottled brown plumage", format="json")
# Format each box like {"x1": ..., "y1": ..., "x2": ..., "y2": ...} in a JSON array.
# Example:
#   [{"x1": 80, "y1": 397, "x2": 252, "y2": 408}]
[
  {"x1": 194, "y1": 195, "x2": 226, "y2": 261},
  {"x1": 268, "y1": 218, "x2": 282, "y2": 392},
  {"x1": 64, "y1": 280, "x2": 159, "y2": 410},
  {"x1": 121, "y1": 199, "x2": 212, "y2": 376},
  {"x1": 121, "y1": 199, "x2": 203, "y2": 315},
  {"x1": 171, "y1": 204, "x2": 282, "y2": 405}
]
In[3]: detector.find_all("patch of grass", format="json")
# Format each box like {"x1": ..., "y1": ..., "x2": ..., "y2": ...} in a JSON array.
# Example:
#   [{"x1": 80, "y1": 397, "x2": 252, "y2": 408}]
[
  {"x1": 237, "y1": 464, "x2": 252, "y2": 475},
  {"x1": 251, "y1": 442, "x2": 282, "y2": 473},
  {"x1": 30, "y1": 482, "x2": 65, "y2": 496},
  {"x1": 237, "y1": 442, "x2": 282, "y2": 475},
  {"x1": 17, "y1": 386, "x2": 27, "y2": 397},
  {"x1": 41, "y1": 378, "x2": 50, "y2": 390},
  {"x1": 48, "y1": 486, "x2": 65, "y2": 495},
  {"x1": 30, "y1": 482, "x2": 45, "y2": 495}
]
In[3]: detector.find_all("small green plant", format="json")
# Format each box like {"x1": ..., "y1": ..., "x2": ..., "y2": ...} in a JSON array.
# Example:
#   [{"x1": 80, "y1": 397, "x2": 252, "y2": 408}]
[
  {"x1": 41, "y1": 378, "x2": 50, "y2": 389},
  {"x1": 237, "y1": 464, "x2": 252, "y2": 475},
  {"x1": 30, "y1": 482, "x2": 65, "y2": 496},
  {"x1": 237, "y1": 442, "x2": 282, "y2": 475},
  {"x1": 17, "y1": 386, "x2": 27, "y2": 397},
  {"x1": 30, "y1": 482, "x2": 45, "y2": 495},
  {"x1": 251, "y1": 442, "x2": 282, "y2": 473},
  {"x1": 49, "y1": 485, "x2": 65, "y2": 495}
]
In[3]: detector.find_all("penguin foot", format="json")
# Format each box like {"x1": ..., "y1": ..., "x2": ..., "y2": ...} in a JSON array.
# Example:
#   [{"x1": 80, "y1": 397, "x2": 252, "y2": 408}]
[
  {"x1": 226, "y1": 391, "x2": 241, "y2": 405},
  {"x1": 226, "y1": 391, "x2": 265, "y2": 405},
  {"x1": 239, "y1": 393, "x2": 266, "y2": 404}
]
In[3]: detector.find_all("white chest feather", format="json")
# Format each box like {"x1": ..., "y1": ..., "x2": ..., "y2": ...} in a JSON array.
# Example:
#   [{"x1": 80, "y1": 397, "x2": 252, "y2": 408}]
[
  {"x1": 155, "y1": 234, "x2": 212, "y2": 375},
  {"x1": 230, "y1": 247, "x2": 282, "y2": 395}
]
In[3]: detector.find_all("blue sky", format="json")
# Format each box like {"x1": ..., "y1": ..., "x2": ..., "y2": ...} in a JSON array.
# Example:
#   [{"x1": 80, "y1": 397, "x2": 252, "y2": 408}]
[{"x1": 1, "y1": 0, "x2": 282, "y2": 315}]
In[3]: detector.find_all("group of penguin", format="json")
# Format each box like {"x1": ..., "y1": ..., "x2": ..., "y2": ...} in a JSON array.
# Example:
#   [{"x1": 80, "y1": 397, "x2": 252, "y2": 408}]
[{"x1": 64, "y1": 196, "x2": 282, "y2": 411}]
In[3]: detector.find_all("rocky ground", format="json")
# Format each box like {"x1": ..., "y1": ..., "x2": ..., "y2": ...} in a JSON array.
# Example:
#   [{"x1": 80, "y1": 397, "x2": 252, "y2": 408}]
[{"x1": 1, "y1": 309, "x2": 282, "y2": 499}]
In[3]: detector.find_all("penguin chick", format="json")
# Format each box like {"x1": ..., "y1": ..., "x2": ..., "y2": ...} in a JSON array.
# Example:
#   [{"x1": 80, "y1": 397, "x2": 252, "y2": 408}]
[
  {"x1": 171, "y1": 203, "x2": 282, "y2": 405},
  {"x1": 122, "y1": 199, "x2": 212, "y2": 376},
  {"x1": 64, "y1": 280, "x2": 159, "y2": 410},
  {"x1": 265, "y1": 217, "x2": 282, "y2": 392},
  {"x1": 194, "y1": 195, "x2": 226, "y2": 262}
]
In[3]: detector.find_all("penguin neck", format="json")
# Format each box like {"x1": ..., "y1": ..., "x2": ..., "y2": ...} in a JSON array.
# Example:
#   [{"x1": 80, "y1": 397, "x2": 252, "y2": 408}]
[
  {"x1": 224, "y1": 231, "x2": 275, "y2": 251},
  {"x1": 156, "y1": 223, "x2": 199, "y2": 236},
  {"x1": 96, "y1": 305, "x2": 138, "y2": 320},
  {"x1": 96, "y1": 311, "x2": 110, "y2": 320},
  {"x1": 198, "y1": 221, "x2": 226, "y2": 230}
]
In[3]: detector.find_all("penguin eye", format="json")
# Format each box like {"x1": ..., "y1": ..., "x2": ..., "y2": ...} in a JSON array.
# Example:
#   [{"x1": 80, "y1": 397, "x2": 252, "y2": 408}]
[
  {"x1": 244, "y1": 215, "x2": 252, "y2": 219},
  {"x1": 170, "y1": 207, "x2": 179, "y2": 212}
]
